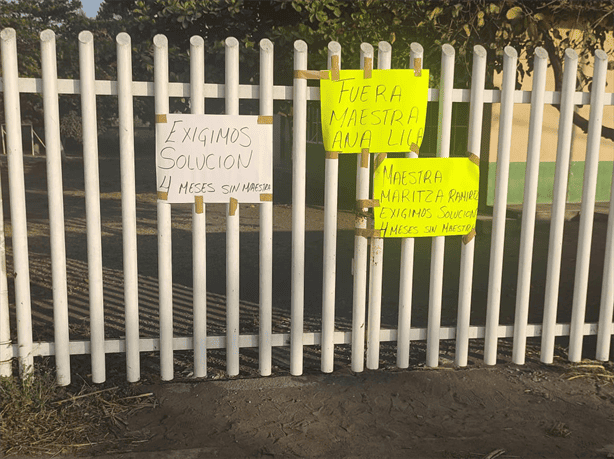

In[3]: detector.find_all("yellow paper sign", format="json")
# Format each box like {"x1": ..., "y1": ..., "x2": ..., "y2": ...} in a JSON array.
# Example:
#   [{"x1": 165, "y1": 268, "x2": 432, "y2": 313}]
[
  {"x1": 320, "y1": 69, "x2": 429, "y2": 154},
  {"x1": 373, "y1": 158, "x2": 479, "y2": 238}
]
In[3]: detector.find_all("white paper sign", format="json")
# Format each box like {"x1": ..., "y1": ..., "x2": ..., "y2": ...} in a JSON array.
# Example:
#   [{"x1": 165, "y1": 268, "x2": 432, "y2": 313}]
[{"x1": 155, "y1": 114, "x2": 273, "y2": 203}]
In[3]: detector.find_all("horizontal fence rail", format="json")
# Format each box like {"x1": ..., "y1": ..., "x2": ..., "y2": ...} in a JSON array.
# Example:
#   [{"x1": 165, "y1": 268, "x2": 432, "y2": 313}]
[{"x1": 0, "y1": 28, "x2": 612, "y2": 385}]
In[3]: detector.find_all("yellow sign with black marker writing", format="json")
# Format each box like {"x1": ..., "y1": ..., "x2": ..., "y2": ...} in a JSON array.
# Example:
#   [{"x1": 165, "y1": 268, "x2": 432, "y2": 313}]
[
  {"x1": 320, "y1": 69, "x2": 429, "y2": 154},
  {"x1": 373, "y1": 157, "x2": 479, "y2": 238}
]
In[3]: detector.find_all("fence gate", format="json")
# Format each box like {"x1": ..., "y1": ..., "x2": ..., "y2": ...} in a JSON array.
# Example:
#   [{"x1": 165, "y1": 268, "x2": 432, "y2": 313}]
[{"x1": 0, "y1": 28, "x2": 613, "y2": 386}]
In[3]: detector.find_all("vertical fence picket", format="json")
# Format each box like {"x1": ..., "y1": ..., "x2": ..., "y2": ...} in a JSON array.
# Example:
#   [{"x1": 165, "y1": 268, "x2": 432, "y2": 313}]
[
  {"x1": 190, "y1": 35, "x2": 207, "y2": 378},
  {"x1": 0, "y1": 182, "x2": 8, "y2": 377},
  {"x1": 291, "y1": 40, "x2": 308, "y2": 376},
  {"x1": 366, "y1": 42, "x2": 389, "y2": 370},
  {"x1": 512, "y1": 48, "x2": 549, "y2": 365},
  {"x1": 41, "y1": 30, "x2": 70, "y2": 385},
  {"x1": 426, "y1": 44, "x2": 455, "y2": 368},
  {"x1": 350, "y1": 44, "x2": 373, "y2": 373},
  {"x1": 321, "y1": 41, "x2": 341, "y2": 373},
  {"x1": 225, "y1": 37, "x2": 241, "y2": 376},
  {"x1": 455, "y1": 45, "x2": 487, "y2": 367},
  {"x1": 0, "y1": 28, "x2": 33, "y2": 376},
  {"x1": 568, "y1": 50, "x2": 609, "y2": 362},
  {"x1": 79, "y1": 31, "x2": 106, "y2": 383},
  {"x1": 396, "y1": 42, "x2": 423, "y2": 369},
  {"x1": 153, "y1": 34, "x2": 174, "y2": 381},
  {"x1": 484, "y1": 46, "x2": 517, "y2": 366},
  {"x1": 116, "y1": 32, "x2": 140, "y2": 382},
  {"x1": 541, "y1": 49, "x2": 579, "y2": 364},
  {"x1": 259, "y1": 38, "x2": 274, "y2": 376},
  {"x1": 597, "y1": 169, "x2": 614, "y2": 361}
]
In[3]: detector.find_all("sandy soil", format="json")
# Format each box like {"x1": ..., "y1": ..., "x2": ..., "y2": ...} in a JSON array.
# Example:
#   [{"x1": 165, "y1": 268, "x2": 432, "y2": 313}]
[{"x1": 3, "y1": 149, "x2": 614, "y2": 458}]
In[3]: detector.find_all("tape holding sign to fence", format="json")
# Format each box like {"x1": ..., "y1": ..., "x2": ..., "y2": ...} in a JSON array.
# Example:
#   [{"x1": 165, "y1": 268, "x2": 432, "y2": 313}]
[
  {"x1": 320, "y1": 68, "x2": 429, "y2": 154},
  {"x1": 373, "y1": 157, "x2": 479, "y2": 238},
  {"x1": 155, "y1": 114, "x2": 273, "y2": 204},
  {"x1": 194, "y1": 195, "x2": 204, "y2": 214},
  {"x1": 229, "y1": 197, "x2": 238, "y2": 216}
]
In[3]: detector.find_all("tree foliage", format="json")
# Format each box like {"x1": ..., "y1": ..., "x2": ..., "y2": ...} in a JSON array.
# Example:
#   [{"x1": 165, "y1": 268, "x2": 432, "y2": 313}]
[{"x1": 1, "y1": 0, "x2": 612, "y2": 139}]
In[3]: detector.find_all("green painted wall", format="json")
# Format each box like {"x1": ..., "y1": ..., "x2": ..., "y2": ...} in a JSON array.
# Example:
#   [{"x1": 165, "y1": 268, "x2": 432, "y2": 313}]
[{"x1": 486, "y1": 161, "x2": 614, "y2": 205}]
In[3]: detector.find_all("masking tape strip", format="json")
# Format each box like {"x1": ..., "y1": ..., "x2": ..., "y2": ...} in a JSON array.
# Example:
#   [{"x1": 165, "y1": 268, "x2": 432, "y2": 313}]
[
  {"x1": 229, "y1": 197, "x2": 238, "y2": 216},
  {"x1": 331, "y1": 55, "x2": 340, "y2": 81},
  {"x1": 414, "y1": 58, "x2": 422, "y2": 77},
  {"x1": 410, "y1": 143, "x2": 420, "y2": 156},
  {"x1": 468, "y1": 152, "x2": 480, "y2": 166},
  {"x1": 157, "y1": 191, "x2": 168, "y2": 201},
  {"x1": 156, "y1": 114, "x2": 167, "y2": 123},
  {"x1": 355, "y1": 228, "x2": 381, "y2": 238},
  {"x1": 260, "y1": 193, "x2": 273, "y2": 202},
  {"x1": 364, "y1": 57, "x2": 373, "y2": 79},
  {"x1": 356, "y1": 199, "x2": 380, "y2": 210},
  {"x1": 195, "y1": 195, "x2": 204, "y2": 214},
  {"x1": 462, "y1": 228, "x2": 476, "y2": 245},
  {"x1": 294, "y1": 69, "x2": 326, "y2": 80},
  {"x1": 361, "y1": 148, "x2": 369, "y2": 168},
  {"x1": 374, "y1": 153, "x2": 387, "y2": 170},
  {"x1": 325, "y1": 151, "x2": 340, "y2": 159},
  {"x1": 257, "y1": 115, "x2": 273, "y2": 124}
]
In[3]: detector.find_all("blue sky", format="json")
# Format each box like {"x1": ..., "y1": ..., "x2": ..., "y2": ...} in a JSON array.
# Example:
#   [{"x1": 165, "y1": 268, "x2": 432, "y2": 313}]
[{"x1": 81, "y1": 0, "x2": 103, "y2": 18}]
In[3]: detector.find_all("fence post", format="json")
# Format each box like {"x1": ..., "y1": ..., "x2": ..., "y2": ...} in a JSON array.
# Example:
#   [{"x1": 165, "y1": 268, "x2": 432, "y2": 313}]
[
  {"x1": 350, "y1": 44, "x2": 373, "y2": 373},
  {"x1": 225, "y1": 37, "x2": 241, "y2": 376},
  {"x1": 79, "y1": 31, "x2": 106, "y2": 383},
  {"x1": 455, "y1": 44, "x2": 487, "y2": 367},
  {"x1": 568, "y1": 49, "x2": 609, "y2": 362},
  {"x1": 321, "y1": 40, "x2": 341, "y2": 373},
  {"x1": 190, "y1": 35, "x2": 207, "y2": 378},
  {"x1": 153, "y1": 34, "x2": 174, "y2": 381},
  {"x1": 259, "y1": 38, "x2": 274, "y2": 376},
  {"x1": 426, "y1": 44, "x2": 455, "y2": 368},
  {"x1": 291, "y1": 40, "x2": 308, "y2": 376},
  {"x1": 483, "y1": 46, "x2": 517, "y2": 366},
  {"x1": 117, "y1": 32, "x2": 140, "y2": 382},
  {"x1": 541, "y1": 49, "x2": 578, "y2": 364},
  {"x1": 41, "y1": 29, "x2": 71, "y2": 385},
  {"x1": 396, "y1": 42, "x2": 423, "y2": 369},
  {"x1": 512, "y1": 47, "x2": 549, "y2": 365},
  {"x1": 0, "y1": 29, "x2": 29, "y2": 377},
  {"x1": 597, "y1": 159, "x2": 614, "y2": 360},
  {"x1": 366, "y1": 41, "x2": 389, "y2": 370}
]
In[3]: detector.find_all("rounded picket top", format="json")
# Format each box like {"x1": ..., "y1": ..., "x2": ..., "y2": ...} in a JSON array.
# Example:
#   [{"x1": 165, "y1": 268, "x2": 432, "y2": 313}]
[
  {"x1": 153, "y1": 34, "x2": 168, "y2": 49},
  {"x1": 190, "y1": 35, "x2": 204, "y2": 48},
  {"x1": 411, "y1": 42, "x2": 424, "y2": 56},
  {"x1": 504, "y1": 45, "x2": 518, "y2": 59},
  {"x1": 360, "y1": 42, "x2": 373, "y2": 58},
  {"x1": 378, "y1": 41, "x2": 392, "y2": 54},
  {"x1": 328, "y1": 41, "x2": 341, "y2": 55},
  {"x1": 1, "y1": 27, "x2": 16, "y2": 42},
  {"x1": 564, "y1": 47, "x2": 578, "y2": 61},
  {"x1": 79, "y1": 30, "x2": 93, "y2": 44},
  {"x1": 225, "y1": 36, "x2": 239, "y2": 49},
  {"x1": 294, "y1": 39, "x2": 308, "y2": 53},
  {"x1": 116, "y1": 32, "x2": 131, "y2": 46},
  {"x1": 594, "y1": 48, "x2": 608, "y2": 63},
  {"x1": 473, "y1": 44, "x2": 487, "y2": 59},
  {"x1": 442, "y1": 43, "x2": 455, "y2": 57},
  {"x1": 260, "y1": 38, "x2": 273, "y2": 52},
  {"x1": 40, "y1": 29, "x2": 55, "y2": 43}
]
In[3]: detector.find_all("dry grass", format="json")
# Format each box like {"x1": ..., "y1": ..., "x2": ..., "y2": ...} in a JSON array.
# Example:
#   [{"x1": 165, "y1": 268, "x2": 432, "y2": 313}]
[
  {"x1": 563, "y1": 359, "x2": 614, "y2": 383},
  {"x1": 0, "y1": 364, "x2": 156, "y2": 457}
]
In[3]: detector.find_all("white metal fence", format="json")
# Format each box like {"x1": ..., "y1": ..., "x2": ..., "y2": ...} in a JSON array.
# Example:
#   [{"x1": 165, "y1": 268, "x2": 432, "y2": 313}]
[{"x1": 0, "y1": 28, "x2": 612, "y2": 386}]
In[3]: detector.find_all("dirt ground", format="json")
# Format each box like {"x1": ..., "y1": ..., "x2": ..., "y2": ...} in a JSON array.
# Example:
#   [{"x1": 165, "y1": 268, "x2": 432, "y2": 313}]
[{"x1": 3, "y1": 146, "x2": 614, "y2": 458}]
